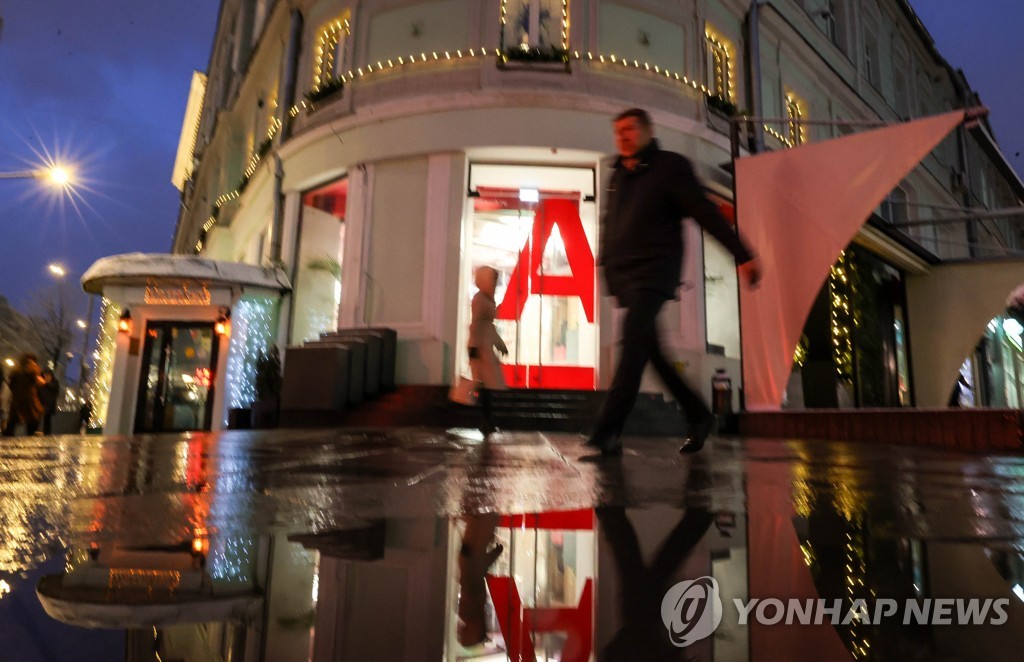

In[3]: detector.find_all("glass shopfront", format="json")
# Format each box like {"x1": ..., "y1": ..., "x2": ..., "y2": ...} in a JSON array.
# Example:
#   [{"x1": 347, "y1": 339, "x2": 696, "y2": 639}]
[
  {"x1": 292, "y1": 177, "x2": 347, "y2": 343},
  {"x1": 462, "y1": 164, "x2": 598, "y2": 389},
  {"x1": 134, "y1": 322, "x2": 220, "y2": 433}
]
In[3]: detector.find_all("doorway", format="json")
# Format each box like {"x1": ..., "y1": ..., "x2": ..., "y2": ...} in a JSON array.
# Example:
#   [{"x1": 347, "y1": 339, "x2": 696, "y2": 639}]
[
  {"x1": 134, "y1": 322, "x2": 220, "y2": 433},
  {"x1": 463, "y1": 163, "x2": 598, "y2": 389}
]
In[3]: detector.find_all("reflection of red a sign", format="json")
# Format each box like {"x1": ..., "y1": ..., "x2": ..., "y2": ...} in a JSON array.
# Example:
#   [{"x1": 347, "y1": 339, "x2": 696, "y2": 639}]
[
  {"x1": 487, "y1": 577, "x2": 593, "y2": 662},
  {"x1": 496, "y1": 199, "x2": 596, "y2": 323},
  {"x1": 487, "y1": 509, "x2": 594, "y2": 662}
]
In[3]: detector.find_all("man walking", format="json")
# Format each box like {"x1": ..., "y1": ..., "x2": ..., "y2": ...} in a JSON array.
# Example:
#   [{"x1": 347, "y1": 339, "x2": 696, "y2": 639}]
[{"x1": 585, "y1": 108, "x2": 761, "y2": 457}]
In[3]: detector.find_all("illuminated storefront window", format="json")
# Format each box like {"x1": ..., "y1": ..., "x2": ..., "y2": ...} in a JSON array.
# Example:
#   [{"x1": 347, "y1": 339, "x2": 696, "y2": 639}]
[
  {"x1": 463, "y1": 164, "x2": 597, "y2": 389},
  {"x1": 703, "y1": 196, "x2": 741, "y2": 359},
  {"x1": 293, "y1": 177, "x2": 347, "y2": 343}
]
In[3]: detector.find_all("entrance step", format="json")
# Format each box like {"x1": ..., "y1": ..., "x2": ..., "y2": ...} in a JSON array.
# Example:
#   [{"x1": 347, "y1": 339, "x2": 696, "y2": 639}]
[{"x1": 281, "y1": 385, "x2": 691, "y2": 436}]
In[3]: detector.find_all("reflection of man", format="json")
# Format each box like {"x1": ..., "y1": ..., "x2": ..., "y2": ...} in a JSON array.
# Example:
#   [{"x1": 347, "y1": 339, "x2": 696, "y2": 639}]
[
  {"x1": 596, "y1": 506, "x2": 715, "y2": 660},
  {"x1": 457, "y1": 513, "x2": 503, "y2": 646},
  {"x1": 586, "y1": 108, "x2": 761, "y2": 457}
]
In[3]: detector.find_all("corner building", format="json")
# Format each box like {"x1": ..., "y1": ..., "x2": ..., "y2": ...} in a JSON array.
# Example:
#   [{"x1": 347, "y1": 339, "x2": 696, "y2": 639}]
[{"x1": 162, "y1": 0, "x2": 1023, "y2": 424}]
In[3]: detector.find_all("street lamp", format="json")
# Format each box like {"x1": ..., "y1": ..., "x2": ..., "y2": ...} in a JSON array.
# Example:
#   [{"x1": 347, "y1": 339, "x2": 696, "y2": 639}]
[
  {"x1": 48, "y1": 263, "x2": 67, "y2": 278},
  {"x1": 0, "y1": 164, "x2": 75, "y2": 188}
]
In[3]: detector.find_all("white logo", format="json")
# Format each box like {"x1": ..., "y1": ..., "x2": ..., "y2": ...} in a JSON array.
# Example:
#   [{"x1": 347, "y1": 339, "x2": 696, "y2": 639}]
[{"x1": 660, "y1": 576, "x2": 723, "y2": 647}]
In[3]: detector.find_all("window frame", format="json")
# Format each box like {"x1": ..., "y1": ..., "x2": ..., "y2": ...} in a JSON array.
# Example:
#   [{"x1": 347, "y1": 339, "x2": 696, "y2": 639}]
[
  {"x1": 704, "y1": 26, "x2": 735, "y2": 103},
  {"x1": 313, "y1": 14, "x2": 352, "y2": 91}
]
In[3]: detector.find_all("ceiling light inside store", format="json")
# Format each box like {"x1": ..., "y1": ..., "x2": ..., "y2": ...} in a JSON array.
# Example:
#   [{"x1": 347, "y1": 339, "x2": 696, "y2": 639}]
[{"x1": 519, "y1": 188, "x2": 539, "y2": 203}]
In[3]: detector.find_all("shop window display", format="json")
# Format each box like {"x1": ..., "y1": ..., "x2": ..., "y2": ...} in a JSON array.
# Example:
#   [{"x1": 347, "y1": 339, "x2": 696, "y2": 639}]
[
  {"x1": 462, "y1": 164, "x2": 598, "y2": 389},
  {"x1": 293, "y1": 177, "x2": 347, "y2": 343}
]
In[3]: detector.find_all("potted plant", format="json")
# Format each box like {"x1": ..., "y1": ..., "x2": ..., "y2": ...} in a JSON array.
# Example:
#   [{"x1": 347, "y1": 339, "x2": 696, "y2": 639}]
[
  {"x1": 252, "y1": 345, "x2": 282, "y2": 428},
  {"x1": 304, "y1": 76, "x2": 345, "y2": 108},
  {"x1": 705, "y1": 94, "x2": 742, "y2": 134}
]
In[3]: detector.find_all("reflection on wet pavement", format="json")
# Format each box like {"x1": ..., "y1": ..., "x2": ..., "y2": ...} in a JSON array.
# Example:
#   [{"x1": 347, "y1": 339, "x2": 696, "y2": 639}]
[{"x1": 1, "y1": 429, "x2": 1024, "y2": 660}]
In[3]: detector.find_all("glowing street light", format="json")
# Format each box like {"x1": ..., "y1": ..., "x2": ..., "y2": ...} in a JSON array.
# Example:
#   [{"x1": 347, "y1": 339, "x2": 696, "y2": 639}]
[
  {"x1": 47, "y1": 166, "x2": 72, "y2": 187},
  {"x1": 0, "y1": 164, "x2": 75, "y2": 188},
  {"x1": 48, "y1": 263, "x2": 67, "y2": 278},
  {"x1": 76, "y1": 319, "x2": 87, "y2": 329}
]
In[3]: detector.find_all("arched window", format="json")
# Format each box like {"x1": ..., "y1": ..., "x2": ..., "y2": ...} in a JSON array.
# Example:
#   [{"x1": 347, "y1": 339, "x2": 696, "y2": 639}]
[
  {"x1": 501, "y1": 0, "x2": 569, "y2": 52},
  {"x1": 704, "y1": 26, "x2": 735, "y2": 103},
  {"x1": 786, "y1": 92, "x2": 806, "y2": 146},
  {"x1": 314, "y1": 14, "x2": 351, "y2": 90}
]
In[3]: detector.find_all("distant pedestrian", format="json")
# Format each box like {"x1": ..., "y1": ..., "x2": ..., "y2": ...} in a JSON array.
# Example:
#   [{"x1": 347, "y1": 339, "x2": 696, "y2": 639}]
[
  {"x1": 39, "y1": 369, "x2": 60, "y2": 435},
  {"x1": 468, "y1": 266, "x2": 509, "y2": 433},
  {"x1": 585, "y1": 108, "x2": 761, "y2": 457},
  {"x1": 2, "y1": 353, "x2": 45, "y2": 437},
  {"x1": 0, "y1": 366, "x2": 9, "y2": 432},
  {"x1": 78, "y1": 399, "x2": 93, "y2": 434}
]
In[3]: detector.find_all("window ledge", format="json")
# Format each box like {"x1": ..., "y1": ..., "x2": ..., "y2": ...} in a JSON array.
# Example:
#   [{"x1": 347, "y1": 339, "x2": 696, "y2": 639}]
[{"x1": 497, "y1": 58, "x2": 571, "y2": 73}]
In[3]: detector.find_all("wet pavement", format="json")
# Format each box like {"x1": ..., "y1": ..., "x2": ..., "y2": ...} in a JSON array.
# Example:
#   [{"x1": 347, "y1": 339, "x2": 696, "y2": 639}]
[{"x1": 1, "y1": 427, "x2": 1024, "y2": 661}]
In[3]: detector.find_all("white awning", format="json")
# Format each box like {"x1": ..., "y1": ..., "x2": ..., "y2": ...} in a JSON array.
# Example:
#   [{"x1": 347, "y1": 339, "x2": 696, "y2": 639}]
[{"x1": 81, "y1": 253, "x2": 291, "y2": 295}]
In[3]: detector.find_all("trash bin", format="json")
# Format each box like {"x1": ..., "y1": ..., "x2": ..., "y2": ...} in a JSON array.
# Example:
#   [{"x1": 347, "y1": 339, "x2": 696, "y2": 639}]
[{"x1": 711, "y1": 368, "x2": 733, "y2": 415}]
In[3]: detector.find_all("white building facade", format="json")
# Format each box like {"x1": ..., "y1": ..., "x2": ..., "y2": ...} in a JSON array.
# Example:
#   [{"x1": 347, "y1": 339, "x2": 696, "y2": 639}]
[{"x1": 139, "y1": 0, "x2": 1023, "y2": 429}]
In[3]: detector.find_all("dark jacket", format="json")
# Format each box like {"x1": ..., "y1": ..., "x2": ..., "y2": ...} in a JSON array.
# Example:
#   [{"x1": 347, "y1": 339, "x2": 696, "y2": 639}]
[
  {"x1": 599, "y1": 139, "x2": 754, "y2": 299},
  {"x1": 40, "y1": 378, "x2": 60, "y2": 415}
]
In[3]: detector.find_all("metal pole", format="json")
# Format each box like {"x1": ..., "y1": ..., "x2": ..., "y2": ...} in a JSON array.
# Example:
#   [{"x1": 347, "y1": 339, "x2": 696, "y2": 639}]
[{"x1": 747, "y1": 0, "x2": 766, "y2": 153}]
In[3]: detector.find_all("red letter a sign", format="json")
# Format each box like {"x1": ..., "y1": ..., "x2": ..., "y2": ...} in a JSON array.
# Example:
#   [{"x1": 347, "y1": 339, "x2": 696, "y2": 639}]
[{"x1": 496, "y1": 199, "x2": 596, "y2": 323}]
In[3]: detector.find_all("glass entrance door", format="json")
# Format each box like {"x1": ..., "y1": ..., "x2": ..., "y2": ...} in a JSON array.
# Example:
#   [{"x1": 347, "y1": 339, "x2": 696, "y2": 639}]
[
  {"x1": 134, "y1": 322, "x2": 219, "y2": 433},
  {"x1": 464, "y1": 164, "x2": 598, "y2": 389}
]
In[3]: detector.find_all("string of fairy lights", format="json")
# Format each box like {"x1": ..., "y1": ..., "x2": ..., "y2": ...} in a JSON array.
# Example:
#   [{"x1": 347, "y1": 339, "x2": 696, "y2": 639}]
[
  {"x1": 830, "y1": 250, "x2": 856, "y2": 382},
  {"x1": 704, "y1": 27, "x2": 735, "y2": 103},
  {"x1": 792, "y1": 458, "x2": 874, "y2": 660},
  {"x1": 786, "y1": 92, "x2": 807, "y2": 146},
  {"x1": 87, "y1": 298, "x2": 122, "y2": 428},
  {"x1": 193, "y1": 13, "x2": 804, "y2": 253},
  {"x1": 224, "y1": 297, "x2": 278, "y2": 414},
  {"x1": 314, "y1": 16, "x2": 352, "y2": 91}
]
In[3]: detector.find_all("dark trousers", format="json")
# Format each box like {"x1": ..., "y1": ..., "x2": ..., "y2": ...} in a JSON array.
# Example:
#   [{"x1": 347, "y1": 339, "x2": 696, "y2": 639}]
[
  {"x1": 592, "y1": 289, "x2": 711, "y2": 439},
  {"x1": 3, "y1": 416, "x2": 40, "y2": 437}
]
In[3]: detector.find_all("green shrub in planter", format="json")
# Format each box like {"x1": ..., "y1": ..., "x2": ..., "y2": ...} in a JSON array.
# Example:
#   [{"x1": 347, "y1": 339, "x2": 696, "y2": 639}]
[
  {"x1": 304, "y1": 77, "x2": 345, "y2": 105},
  {"x1": 706, "y1": 94, "x2": 739, "y2": 117}
]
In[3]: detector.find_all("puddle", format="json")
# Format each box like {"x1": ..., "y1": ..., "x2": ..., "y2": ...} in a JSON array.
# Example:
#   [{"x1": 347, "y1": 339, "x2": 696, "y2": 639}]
[{"x1": 2, "y1": 431, "x2": 1023, "y2": 660}]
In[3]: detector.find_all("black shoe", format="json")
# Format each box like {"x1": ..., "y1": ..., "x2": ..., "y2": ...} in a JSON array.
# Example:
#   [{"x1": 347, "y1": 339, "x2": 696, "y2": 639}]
[
  {"x1": 584, "y1": 430, "x2": 622, "y2": 457},
  {"x1": 679, "y1": 417, "x2": 715, "y2": 455}
]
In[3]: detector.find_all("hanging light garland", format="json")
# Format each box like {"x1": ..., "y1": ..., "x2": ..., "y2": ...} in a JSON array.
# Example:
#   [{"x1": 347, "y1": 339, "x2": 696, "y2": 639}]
[
  {"x1": 87, "y1": 298, "x2": 123, "y2": 429},
  {"x1": 194, "y1": 29, "x2": 799, "y2": 251},
  {"x1": 224, "y1": 296, "x2": 279, "y2": 415},
  {"x1": 313, "y1": 16, "x2": 352, "y2": 91},
  {"x1": 704, "y1": 27, "x2": 736, "y2": 103},
  {"x1": 830, "y1": 250, "x2": 856, "y2": 382}
]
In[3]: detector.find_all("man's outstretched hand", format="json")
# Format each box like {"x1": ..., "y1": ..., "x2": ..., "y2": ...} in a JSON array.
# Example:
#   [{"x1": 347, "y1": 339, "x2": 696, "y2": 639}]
[{"x1": 739, "y1": 258, "x2": 762, "y2": 288}]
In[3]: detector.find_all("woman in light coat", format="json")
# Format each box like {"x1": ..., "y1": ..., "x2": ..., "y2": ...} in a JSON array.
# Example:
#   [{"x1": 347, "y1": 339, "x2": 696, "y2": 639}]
[{"x1": 468, "y1": 266, "x2": 508, "y2": 432}]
